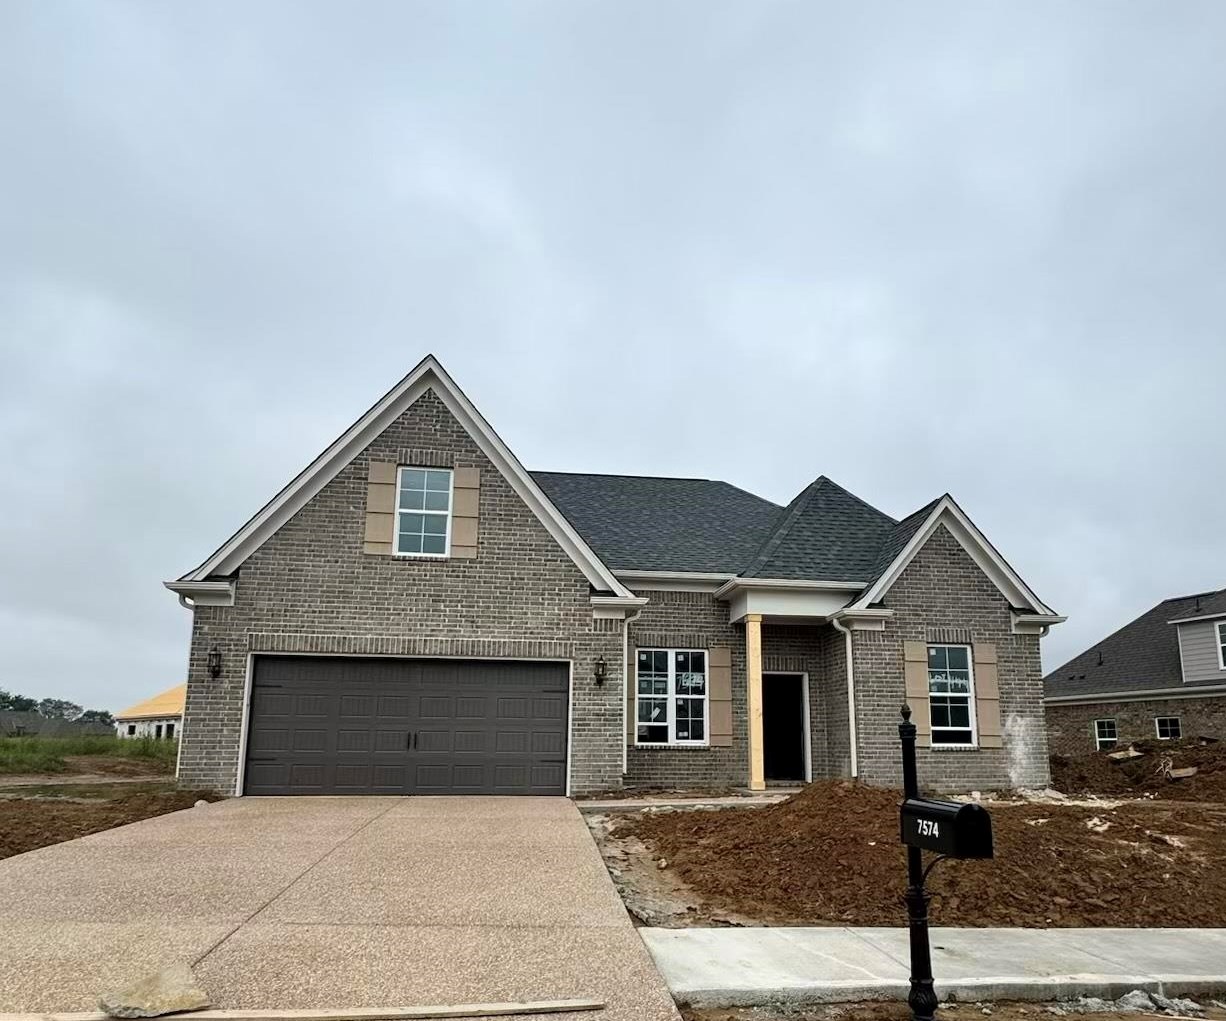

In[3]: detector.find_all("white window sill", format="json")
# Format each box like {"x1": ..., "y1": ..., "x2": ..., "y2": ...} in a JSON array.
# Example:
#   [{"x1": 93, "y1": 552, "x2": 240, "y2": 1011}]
[
  {"x1": 392, "y1": 552, "x2": 450, "y2": 560},
  {"x1": 633, "y1": 743, "x2": 712, "y2": 750},
  {"x1": 929, "y1": 744, "x2": 980, "y2": 752}
]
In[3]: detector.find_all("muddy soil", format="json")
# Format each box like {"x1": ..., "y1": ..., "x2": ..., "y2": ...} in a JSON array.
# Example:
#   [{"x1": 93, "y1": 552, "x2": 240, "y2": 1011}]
[
  {"x1": 0, "y1": 786, "x2": 224, "y2": 860},
  {"x1": 682, "y1": 1001, "x2": 1226, "y2": 1021},
  {"x1": 1051, "y1": 739, "x2": 1226, "y2": 801},
  {"x1": 599, "y1": 781, "x2": 1226, "y2": 928}
]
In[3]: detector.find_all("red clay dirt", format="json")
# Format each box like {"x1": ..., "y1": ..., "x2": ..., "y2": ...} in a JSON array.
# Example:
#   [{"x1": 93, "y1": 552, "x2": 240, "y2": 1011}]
[
  {"x1": 0, "y1": 788, "x2": 224, "y2": 861},
  {"x1": 622, "y1": 780, "x2": 1226, "y2": 928}
]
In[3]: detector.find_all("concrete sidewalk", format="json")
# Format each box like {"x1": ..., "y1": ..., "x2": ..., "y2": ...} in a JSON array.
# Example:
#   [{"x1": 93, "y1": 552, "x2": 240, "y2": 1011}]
[
  {"x1": 641, "y1": 926, "x2": 1226, "y2": 1007},
  {"x1": 0, "y1": 797, "x2": 678, "y2": 1021}
]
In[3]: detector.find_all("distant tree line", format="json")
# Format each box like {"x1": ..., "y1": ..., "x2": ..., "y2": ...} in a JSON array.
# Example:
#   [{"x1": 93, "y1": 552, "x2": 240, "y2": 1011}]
[{"x1": 0, "y1": 689, "x2": 114, "y2": 726}]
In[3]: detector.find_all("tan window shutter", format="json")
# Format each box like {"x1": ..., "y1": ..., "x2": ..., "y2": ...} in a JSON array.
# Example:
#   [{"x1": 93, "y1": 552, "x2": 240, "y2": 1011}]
[
  {"x1": 451, "y1": 467, "x2": 480, "y2": 559},
  {"x1": 973, "y1": 643, "x2": 1003, "y2": 748},
  {"x1": 709, "y1": 646, "x2": 733, "y2": 747},
  {"x1": 903, "y1": 640, "x2": 931, "y2": 748},
  {"x1": 363, "y1": 461, "x2": 396, "y2": 555},
  {"x1": 626, "y1": 643, "x2": 637, "y2": 742}
]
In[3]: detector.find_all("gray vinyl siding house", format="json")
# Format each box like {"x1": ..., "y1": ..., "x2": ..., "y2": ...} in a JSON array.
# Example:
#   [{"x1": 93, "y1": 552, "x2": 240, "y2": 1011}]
[
  {"x1": 168, "y1": 355, "x2": 1064, "y2": 797},
  {"x1": 1044, "y1": 589, "x2": 1226, "y2": 753}
]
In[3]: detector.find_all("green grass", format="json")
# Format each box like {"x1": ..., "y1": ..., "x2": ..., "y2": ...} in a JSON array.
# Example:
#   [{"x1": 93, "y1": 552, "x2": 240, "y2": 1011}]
[{"x1": 0, "y1": 736, "x2": 178, "y2": 775}]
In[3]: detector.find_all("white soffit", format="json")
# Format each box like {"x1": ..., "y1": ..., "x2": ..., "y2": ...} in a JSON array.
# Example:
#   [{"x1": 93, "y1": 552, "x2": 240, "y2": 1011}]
[
  {"x1": 172, "y1": 355, "x2": 632, "y2": 598},
  {"x1": 851, "y1": 496, "x2": 1057, "y2": 617}
]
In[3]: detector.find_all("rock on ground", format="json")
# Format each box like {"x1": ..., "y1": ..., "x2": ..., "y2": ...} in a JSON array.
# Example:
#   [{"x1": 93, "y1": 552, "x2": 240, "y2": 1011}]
[{"x1": 98, "y1": 961, "x2": 211, "y2": 1018}]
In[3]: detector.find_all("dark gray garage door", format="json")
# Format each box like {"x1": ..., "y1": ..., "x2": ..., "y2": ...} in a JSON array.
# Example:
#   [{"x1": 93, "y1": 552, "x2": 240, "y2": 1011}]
[{"x1": 243, "y1": 657, "x2": 569, "y2": 796}]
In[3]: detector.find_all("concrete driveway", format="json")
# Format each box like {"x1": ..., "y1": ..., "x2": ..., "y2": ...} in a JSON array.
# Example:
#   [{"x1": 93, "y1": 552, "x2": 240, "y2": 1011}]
[{"x1": 0, "y1": 797, "x2": 678, "y2": 1020}]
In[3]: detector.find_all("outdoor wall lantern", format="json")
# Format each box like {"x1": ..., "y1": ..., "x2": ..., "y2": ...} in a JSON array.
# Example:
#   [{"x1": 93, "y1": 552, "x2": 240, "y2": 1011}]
[
  {"x1": 207, "y1": 646, "x2": 223, "y2": 680},
  {"x1": 593, "y1": 655, "x2": 607, "y2": 686}
]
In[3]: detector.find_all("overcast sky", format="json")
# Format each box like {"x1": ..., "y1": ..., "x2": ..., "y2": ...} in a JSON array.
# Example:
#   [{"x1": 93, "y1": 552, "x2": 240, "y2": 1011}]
[{"x1": 3, "y1": 2, "x2": 1224, "y2": 712}]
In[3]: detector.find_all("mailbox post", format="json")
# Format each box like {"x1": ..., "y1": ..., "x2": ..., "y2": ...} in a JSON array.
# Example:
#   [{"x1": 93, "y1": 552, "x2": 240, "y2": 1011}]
[{"x1": 898, "y1": 704, "x2": 993, "y2": 1021}]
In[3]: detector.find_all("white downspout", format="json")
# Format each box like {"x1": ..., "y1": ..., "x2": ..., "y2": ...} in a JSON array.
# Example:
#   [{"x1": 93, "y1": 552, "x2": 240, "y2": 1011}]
[
  {"x1": 622, "y1": 608, "x2": 645, "y2": 775},
  {"x1": 830, "y1": 615, "x2": 858, "y2": 779}
]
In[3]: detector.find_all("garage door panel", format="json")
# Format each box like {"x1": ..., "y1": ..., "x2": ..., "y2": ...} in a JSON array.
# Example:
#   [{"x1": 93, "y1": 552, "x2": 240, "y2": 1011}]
[{"x1": 244, "y1": 657, "x2": 568, "y2": 796}]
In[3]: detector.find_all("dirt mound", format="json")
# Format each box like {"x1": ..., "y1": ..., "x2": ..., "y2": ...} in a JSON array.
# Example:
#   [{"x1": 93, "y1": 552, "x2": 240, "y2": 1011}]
[
  {"x1": 625, "y1": 780, "x2": 1226, "y2": 927},
  {"x1": 0, "y1": 788, "x2": 223, "y2": 860},
  {"x1": 1051, "y1": 738, "x2": 1226, "y2": 800}
]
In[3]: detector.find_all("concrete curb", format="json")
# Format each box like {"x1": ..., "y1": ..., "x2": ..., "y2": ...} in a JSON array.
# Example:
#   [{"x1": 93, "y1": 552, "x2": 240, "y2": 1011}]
[{"x1": 639, "y1": 927, "x2": 1226, "y2": 1008}]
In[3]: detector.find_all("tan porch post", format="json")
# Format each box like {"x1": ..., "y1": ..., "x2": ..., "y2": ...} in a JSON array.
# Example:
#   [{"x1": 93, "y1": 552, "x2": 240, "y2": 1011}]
[{"x1": 745, "y1": 613, "x2": 765, "y2": 791}]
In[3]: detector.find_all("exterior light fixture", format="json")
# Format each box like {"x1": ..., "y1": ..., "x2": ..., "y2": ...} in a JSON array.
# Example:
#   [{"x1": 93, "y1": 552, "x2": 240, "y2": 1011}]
[
  {"x1": 594, "y1": 655, "x2": 607, "y2": 686},
  {"x1": 207, "y1": 646, "x2": 223, "y2": 680}
]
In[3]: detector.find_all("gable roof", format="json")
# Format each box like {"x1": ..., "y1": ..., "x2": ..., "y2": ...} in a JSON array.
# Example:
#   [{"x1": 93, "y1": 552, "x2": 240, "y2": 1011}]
[
  {"x1": 1044, "y1": 588, "x2": 1226, "y2": 698},
  {"x1": 739, "y1": 476, "x2": 897, "y2": 582},
  {"x1": 532, "y1": 472, "x2": 781, "y2": 574},
  {"x1": 116, "y1": 684, "x2": 186, "y2": 721},
  {"x1": 168, "y1": 356, "x2": 633, "y2": 599},
  {"x1": 846, "y1": 495, "x2": 1058, "y2": 616}
]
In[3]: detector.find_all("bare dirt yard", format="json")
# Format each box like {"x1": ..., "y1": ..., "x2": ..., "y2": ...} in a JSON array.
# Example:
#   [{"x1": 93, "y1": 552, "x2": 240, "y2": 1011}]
[
  {"x1": 682, "y1": 1000, "x2": 1226, "y2": 1021},
  {"x1": 591, "y1": 778, "x2": 1226, "y2": 928},
  {"x1": 0, "y1": 781, "x2": 224, "y2": 861},
  {"x1": 1051, "y1": 738, "x2": 1226, "y2": 801}
]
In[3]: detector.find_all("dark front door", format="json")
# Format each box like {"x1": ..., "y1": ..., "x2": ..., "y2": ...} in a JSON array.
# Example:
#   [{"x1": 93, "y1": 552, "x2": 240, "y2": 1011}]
[
  {"x1": 243, "y1": 656, "x2": 568, "y2": 796},
  {"x1": 763, "y1": 672, "x2": 806, "y2": 782}
]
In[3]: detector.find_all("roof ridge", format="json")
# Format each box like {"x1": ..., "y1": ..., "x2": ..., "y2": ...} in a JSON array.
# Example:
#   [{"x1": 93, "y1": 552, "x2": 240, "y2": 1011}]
[
  {"x1": 531, "y1": 470, "x2": 720, "y2": 483},
  {"x1": 810, "y1": 475, "x2": 898, "y2": 526},
  {"x1": 738, "y1": 477, "x2": 829, "y2": 577}
]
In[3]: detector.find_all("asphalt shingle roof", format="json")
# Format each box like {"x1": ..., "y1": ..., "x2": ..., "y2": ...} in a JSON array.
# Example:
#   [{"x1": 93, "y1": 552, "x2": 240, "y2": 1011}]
[
  {"x1": 531, "y1": 472, "x2": 783, "y2": 574},
  {"x1": 1043, "y1": 588, "x2": 1226, "y2": 698},
  {"x1": 533, "y1": 470, "x2": 920, "y2": 585},
  {"x1": 740, "y1": 477, "x2": 898, "y2": 581}
]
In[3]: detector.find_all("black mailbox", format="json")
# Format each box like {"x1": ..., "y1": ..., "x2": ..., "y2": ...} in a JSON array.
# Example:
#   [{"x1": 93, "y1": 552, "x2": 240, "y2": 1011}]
[{"x1": 899, "y1": 797, "x2": 993, "y2": 859}]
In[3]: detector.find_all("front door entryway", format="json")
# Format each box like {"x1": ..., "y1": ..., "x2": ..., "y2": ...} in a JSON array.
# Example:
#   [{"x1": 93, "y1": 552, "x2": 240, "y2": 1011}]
[{"x1": 763, "y1": 672, "x2": 807, "y2": 782}]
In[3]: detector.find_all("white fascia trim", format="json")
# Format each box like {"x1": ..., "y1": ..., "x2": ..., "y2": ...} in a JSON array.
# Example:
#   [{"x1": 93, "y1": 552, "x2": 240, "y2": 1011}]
[
  {"x1": 616, "y1": 570, "x2": 733, "y2": 593},
  {"x1": 1044, "y1": 683, "x2": 1226, "y2": 706},
  {"x1": 175, "y1": 355, "x2": 632, "y2": 599},
  {"x1": 850, "y1": 496, "x2": 1056, "y2": 616},
  {"x1": 1168, "y1": 610, "x2": 1226, "y2": 625},
  {"x1": 163, "y1": 580, "x2": 235, "y2": 606},
  {"x1": 832, "y1": 607, "x2": 894, "y2": 632},
  {"x1": 1012, "y1": 612, "x2": 1068, "y2": 635},
  {"x1": 714, "y1": 576, "x2": 867, "y2": 600},
  {"x1": 591, "y1": 595, "x2": 650, "y2": 620}
]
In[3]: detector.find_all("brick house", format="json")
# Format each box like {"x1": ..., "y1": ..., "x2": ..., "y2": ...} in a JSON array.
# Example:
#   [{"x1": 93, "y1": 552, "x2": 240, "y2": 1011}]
[
  {"x1": 167, "y1": 356, "x2": 1064, "y2": 797},
  {"x1": 1044, "y1": 588, "x2": 1226, "y2": 754}
]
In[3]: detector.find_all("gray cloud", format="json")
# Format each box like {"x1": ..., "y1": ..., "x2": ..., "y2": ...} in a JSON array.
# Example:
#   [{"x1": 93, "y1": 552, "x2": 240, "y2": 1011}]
[{"x1": 2, "y1": 1, "x2": 1224, "y2": 709}]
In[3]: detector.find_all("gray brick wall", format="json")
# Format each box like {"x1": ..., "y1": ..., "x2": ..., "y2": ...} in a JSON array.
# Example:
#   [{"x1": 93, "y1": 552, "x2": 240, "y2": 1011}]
[
  {"x1": 626, "y1": 590, "x2": 747, "y2": 787},
  {"x1": 852, "y1": 524, "x2": 1051, "y2": 792},
  {"x1": 1046, "y1": 694, "x2": 1226, "y2": 755},
  {"x1": 179, "y1": 387, "x2": 624, "y2": 795}
]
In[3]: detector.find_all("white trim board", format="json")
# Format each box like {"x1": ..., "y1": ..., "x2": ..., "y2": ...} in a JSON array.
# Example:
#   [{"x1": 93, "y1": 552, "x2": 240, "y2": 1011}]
[
  {"x1": 850, "y1": 496, "x2": 1057, "y2": 617},
  {"x1": 1044, "y1": 682, "x2": 1226, "y2": 706},
  {"x1": 169, "y1": 355, "x2": 631, "y2": 599}
]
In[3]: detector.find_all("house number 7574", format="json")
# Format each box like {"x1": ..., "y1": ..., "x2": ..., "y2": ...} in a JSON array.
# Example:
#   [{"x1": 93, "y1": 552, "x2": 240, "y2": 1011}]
[{"x1": 916, "y1": 819, "x2": 940, "y2": 838}]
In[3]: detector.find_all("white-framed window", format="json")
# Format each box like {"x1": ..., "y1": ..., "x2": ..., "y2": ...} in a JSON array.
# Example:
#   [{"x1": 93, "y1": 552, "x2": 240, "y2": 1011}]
[
  {"x1": 1094, "y1": 718, "x2": 1118, "y2": 750},
  {"x1": 1155, "y1": 716, "x2": 1181, "y2": 740},
  {"x1": 1217, "y1": 621, "x2": 1226, "y2": 671},
  {"x1": 927, "y1": 644, "x2": 976, "y2": 746},
  {"x1": 636, "y1": 649, "x2": 708, "y2": 746},
  {"x1": 395, "y1": 467, "x2": 453, "y2": 557}
]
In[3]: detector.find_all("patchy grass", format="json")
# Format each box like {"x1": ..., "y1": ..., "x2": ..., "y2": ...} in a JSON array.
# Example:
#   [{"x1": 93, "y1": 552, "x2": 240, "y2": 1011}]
[{"x1": 0, "y1": 736, "x2": 178, "y2": 775}]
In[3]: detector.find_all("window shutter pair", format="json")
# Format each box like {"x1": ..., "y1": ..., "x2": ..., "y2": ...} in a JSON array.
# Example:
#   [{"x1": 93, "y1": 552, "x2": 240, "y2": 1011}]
[
  {"x1": 902, "y1": 640, "x2": 1002, "y2": 749},
  {"x1": 362, "y1": 461, "x2": 480, "y2": 558},
  {"x1": 622, "y1": 644, "x2": 733, "y2": 747}
]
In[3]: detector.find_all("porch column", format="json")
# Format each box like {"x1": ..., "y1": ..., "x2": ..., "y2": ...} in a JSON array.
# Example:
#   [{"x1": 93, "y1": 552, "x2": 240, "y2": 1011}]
[{"x1": 745, "y1": 613, "x2": 765, "y2": 791}]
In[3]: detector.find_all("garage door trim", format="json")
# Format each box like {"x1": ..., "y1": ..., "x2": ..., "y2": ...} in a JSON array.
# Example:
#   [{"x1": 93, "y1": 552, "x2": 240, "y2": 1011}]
[{"x1": 232, "y1": 652, "x2": 574, "y2": 797}]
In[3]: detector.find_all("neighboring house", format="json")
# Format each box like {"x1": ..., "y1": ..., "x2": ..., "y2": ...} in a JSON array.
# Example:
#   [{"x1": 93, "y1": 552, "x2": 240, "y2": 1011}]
[
  {"x1": 0, "y1": 712, "x2": 112, "y2": 738},
  {"x1": 114, "y1": 684, "x2": 186, "y2": 740},
  {"x1": 166, "y1": 356, "x2": 1064, "y2": 798},
  {"x1": 1044, "y1": 588, "x2": 1226, "y2": 754}
]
